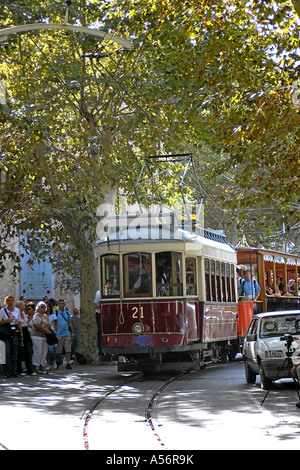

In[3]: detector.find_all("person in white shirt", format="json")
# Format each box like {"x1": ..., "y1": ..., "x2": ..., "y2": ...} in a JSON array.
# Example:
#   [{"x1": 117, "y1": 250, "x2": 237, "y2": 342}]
[{"x1": 0, "y1": 294, "x2": 22, "y2": 377}]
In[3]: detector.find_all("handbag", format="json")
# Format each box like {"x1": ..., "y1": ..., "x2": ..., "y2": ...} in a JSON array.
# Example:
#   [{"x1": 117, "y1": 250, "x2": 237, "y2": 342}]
[
  {"x1": 0, "y1": 309, "x2": 13, "y2": 340},
  {"x1": 0, "y1": 323, "x2": 12, "y2": 340},
  {"x1": 46, "y1": 328, "x2": 58, "y2": 346}
]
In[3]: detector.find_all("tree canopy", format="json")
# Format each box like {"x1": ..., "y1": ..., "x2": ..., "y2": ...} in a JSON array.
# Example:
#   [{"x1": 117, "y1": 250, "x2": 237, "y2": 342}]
[{"x1": 0, "y1": 0, "x2": 299, "y2": 360}]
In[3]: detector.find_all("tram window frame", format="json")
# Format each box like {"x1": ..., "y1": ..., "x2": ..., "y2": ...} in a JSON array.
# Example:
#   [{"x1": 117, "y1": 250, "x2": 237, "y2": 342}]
[
  {"x1": 226, "y1": 263, "x2": 232, "y2": 302},
  {"x1": 155, "y1": 251, "x2": 183, "y2": 297},
  {"x1": 205, "y1": 258, "x2": 211, "y2": 301},
  {"x1": 186, "y1": 257, "x2": 197, "y2": 296},
  {"x1": 123, "y1": 252, "x2": 152, "y2": 298},
  {"x1": 216, "y1": 261, "x2": 221, "y2": 301},
  {"x1": 205, "y1": 258, "x2": 236, "y2": 303},
  {"x1": 210, "y1": 260, "x2": 217, "y2": 301},
  {"x1": 100, "y1": 254, "x2": 120, "y2": 298},
  {"x1": 230, "y1": 264, "x2": 236, "y2": 302},
  {"x1": 221, "y1": 262, "x2": 227, "y2": 302}
]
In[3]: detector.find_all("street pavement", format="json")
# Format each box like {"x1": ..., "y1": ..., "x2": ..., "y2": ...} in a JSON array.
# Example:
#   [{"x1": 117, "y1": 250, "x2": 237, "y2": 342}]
[
  {"x1": 0, "y1": 362, "x2": 120, "y2": 450},
  {"x1": 1, "y1": 359, "x2": 300, "y2": 451},
  {"x1": 154, "y1": 359, "x2": 300, "y2": 450}
]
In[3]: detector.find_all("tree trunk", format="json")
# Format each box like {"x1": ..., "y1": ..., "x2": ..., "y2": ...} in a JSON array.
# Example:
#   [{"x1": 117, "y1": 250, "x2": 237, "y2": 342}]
[
  {"x1": 60, "y1": 184, "x2": 118, "y2": 363},
  {"x1": 60, "y1": 218, "x2": 99, "y2": 363},
  {"x1": 78, "y1": 241, "x2": 99, "y2": 364}
]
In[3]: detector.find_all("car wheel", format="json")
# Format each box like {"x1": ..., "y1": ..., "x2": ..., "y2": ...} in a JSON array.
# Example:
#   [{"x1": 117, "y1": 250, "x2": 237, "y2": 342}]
[
  {"x1": 245, "y1": 361, "x2": 256, "y2": 384},
  {"x1": 259, "y1": 364, "x2": 272, "y2": 390}
]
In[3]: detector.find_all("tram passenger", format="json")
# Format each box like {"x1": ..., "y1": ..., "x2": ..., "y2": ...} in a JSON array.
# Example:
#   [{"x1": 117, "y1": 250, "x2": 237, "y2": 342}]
[
  {"x1": 104, "y1": 280, "x2": 119, "y2": 295},
  {"x1": 277, "y1": 277, "x2": 285, "y2": 293},
  {"x1": 241, "y1": 270, "x2": 261, "y2": 302},
  {"x1": 266, "y1": 286, "x2": 282, "y2": 298},
  {"x1": 105, "y1": 280, "x2": 112, "y2": 295},
  {"x1": 156, "y1": 267, "x2": 167, "y2": 296},
  {"x1": 289, "y1": 279, "x2": 296, "y2": 295}
]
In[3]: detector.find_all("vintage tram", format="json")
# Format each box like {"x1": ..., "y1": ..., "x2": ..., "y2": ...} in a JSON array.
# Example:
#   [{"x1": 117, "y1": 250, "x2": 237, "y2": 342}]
[
  {"x1": 96, "y1": 211, "x2": 239, "y2": 372},
  {"x1": 95, "y1": 152, "x2": 300, "y2": 372}
]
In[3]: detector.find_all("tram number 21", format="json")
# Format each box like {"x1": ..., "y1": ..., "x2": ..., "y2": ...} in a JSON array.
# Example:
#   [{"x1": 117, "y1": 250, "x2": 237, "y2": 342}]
[{"x1": 132, "y1": 306, "x2": 144, "y2": 319}]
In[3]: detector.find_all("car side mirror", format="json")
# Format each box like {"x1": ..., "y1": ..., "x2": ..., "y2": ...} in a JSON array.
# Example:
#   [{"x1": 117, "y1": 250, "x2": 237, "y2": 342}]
[{"x1": 246, "y1": 334, "x2": 257, "y2": 341}]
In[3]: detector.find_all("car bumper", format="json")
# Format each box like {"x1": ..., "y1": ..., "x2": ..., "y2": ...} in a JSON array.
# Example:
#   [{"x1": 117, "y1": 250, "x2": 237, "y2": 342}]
[{"x1": 261, "y1": 358, "x2": 290, "y2": 379}]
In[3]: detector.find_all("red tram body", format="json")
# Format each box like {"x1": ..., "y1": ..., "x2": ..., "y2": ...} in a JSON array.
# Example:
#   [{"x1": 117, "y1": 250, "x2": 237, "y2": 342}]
[{"x1": 96, "y1": 213, "x2": 239, "y2": 372}]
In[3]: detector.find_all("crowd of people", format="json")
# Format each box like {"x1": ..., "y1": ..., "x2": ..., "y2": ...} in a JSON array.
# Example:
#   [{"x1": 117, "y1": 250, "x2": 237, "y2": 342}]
[
  {"x1": 0, "y1": 294, "x2": 81, "y2": 378},
  {"x1": 266, "y1": 277, "x2": 300, "y2": 297}
]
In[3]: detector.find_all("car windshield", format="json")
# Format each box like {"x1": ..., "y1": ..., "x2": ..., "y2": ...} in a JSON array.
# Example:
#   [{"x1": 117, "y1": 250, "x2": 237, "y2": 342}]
[{"x1": 260, "y1": 314, "x2": 300, "y2": 338}]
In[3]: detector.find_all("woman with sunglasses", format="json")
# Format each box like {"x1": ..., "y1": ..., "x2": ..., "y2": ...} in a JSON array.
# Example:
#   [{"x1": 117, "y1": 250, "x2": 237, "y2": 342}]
[
  {"x1": 25, "y1": 302, "x2": 35, "y2": 334},
  {"x1": 15, "y1": 300, "x2": 36, "y2": 376},
  {"x1": 31, "y1": 301, "x2": 51, "y2": 374}
]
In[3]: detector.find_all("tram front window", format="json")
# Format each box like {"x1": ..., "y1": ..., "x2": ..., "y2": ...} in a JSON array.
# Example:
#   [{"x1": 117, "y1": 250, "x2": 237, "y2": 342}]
[
  {"x1": 100, "y1": 255, "x2": 120, "y2": 297},
  {"x1": 124, "y1": 253, "x2": 152, "y2": 297},
  {"x1": 155, "y1": 252, "x2": 183, "y2": 296}
]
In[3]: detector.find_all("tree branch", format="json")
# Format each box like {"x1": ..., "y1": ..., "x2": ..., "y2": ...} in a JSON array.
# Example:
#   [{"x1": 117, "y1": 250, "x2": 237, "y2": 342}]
[
  {"x1": 33, "y1": 141, "x2": 66, "y2": 205},
  {"x1": 291, "y1": 0, "x2": 300, "y2": 18}
]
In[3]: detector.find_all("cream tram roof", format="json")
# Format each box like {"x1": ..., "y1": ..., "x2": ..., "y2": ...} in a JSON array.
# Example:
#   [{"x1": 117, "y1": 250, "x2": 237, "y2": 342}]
[{"x1": 96, "y1": 212, "x2": 236, "y2": 262}]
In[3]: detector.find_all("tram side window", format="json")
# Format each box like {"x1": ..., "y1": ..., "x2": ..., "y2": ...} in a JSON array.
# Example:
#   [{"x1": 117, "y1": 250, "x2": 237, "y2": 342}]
[
  {"x1": 123, "y1": 253, "x2": 152, "y2": 297},
  {"x1": 186, "y1": 257, "x2": 197, "y2": 295},
  {"x1": 205, "y1": 259, "x2": 236, "y2": 303},
  {"x1": 100, "y1": 255, "x2": 120, "y2": 297},
  {"x1": 226, "y1": 263, "x2": 232, "y2": 302},
  {"x1": 231, "y1": 264, "x2": 236, "y2": 302},
  {"x1": 216, "y1": 261, "x2": 222, "y2": 301},
  {"x1": 205, "y1": 258, "x2": 211, "y2": 301},
  {"x1": 210, "y1": 260, "x2": 217, "y2": 301},
  {"x1": 155, "y1": 252, "x2": 183, "y2": 296},
  {"x1": 221, "y1": 262, "x2": 227, "y2": 302}
]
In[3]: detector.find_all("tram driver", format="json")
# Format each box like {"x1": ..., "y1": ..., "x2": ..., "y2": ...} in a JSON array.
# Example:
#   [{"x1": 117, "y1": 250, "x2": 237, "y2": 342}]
[{"x1": 127, "y1": 256, "x2": 151, "y2": 295}]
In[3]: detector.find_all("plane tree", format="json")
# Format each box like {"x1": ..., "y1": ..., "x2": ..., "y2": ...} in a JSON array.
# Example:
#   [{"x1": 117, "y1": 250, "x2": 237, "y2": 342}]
[{"x1": 0, "y1": 0, "x2": 299, "y2": 361}]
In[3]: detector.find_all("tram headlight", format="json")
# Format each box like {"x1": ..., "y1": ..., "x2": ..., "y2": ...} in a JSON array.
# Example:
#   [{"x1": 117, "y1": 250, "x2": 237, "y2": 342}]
[{"x1": 132, "y1": 322, "x2": 145, "y2": 336}]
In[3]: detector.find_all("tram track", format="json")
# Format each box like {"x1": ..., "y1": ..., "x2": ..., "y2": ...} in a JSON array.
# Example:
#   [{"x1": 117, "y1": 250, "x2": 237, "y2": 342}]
[
  {"x1": 82, "y1": 371, "x2": 144, "y2": 450},
  {"x1": 81, "y1": 368, "x2": 194, "y2": 451},
  {"x1": 145, "y1": 370, "x2": 193, "y2": 449}
]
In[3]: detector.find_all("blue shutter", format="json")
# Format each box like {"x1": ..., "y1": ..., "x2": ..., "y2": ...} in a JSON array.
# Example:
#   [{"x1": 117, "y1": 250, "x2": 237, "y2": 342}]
[{"x1": 20, "y1": 238, "x2": 53, "y2": 300}]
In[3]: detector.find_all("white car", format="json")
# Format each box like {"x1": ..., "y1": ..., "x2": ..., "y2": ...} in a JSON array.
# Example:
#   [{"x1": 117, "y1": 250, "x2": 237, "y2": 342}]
[{"x1": 243, "y1": 311, "x2": 300, "y2": 390}]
